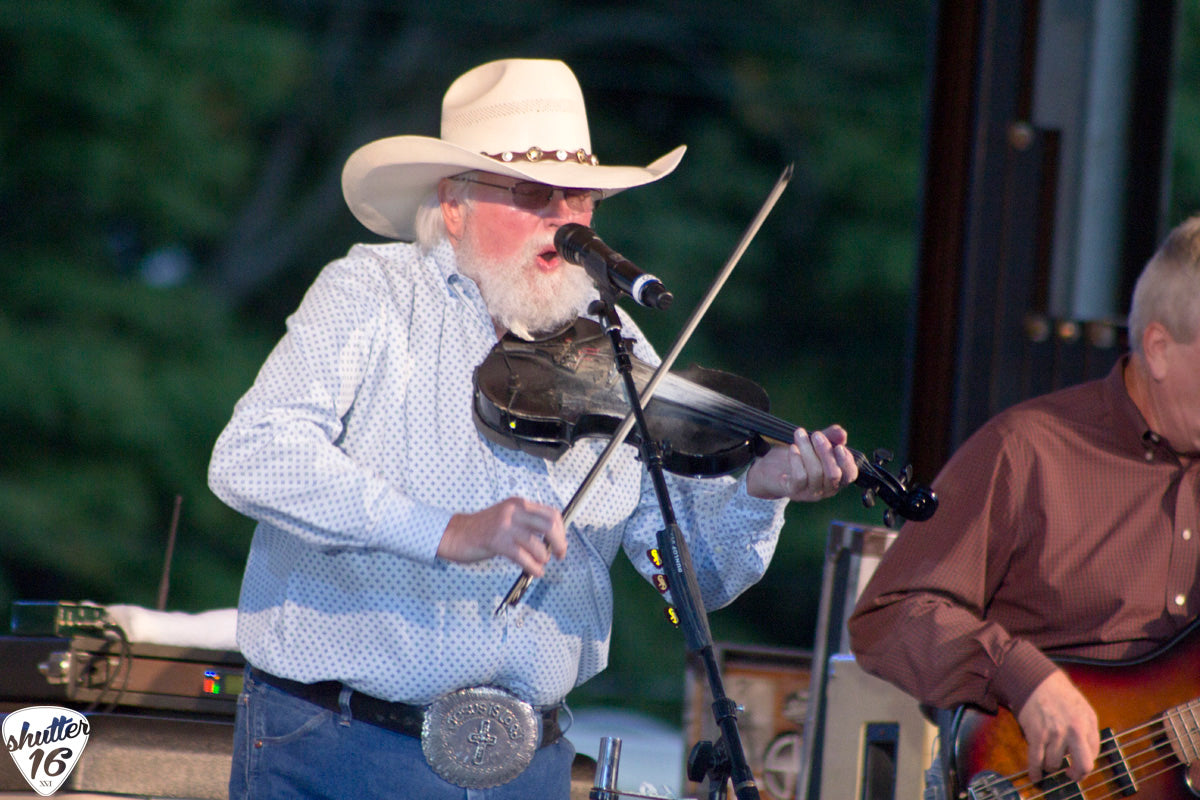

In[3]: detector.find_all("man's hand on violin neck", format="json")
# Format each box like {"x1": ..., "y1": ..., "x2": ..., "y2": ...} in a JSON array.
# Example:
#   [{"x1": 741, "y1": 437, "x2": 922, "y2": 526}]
[
  {"x1": 745, "y1": 425, "x2": 858, "y2": 503},
  {"x1": 439, "y1": 498, "x2": 567, "y2": 573}
]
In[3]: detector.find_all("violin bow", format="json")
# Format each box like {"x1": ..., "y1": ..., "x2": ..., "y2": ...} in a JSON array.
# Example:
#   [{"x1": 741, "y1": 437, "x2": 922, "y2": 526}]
[{"x1": 496, "y1": 164, "x2": 795, "y2": 614}]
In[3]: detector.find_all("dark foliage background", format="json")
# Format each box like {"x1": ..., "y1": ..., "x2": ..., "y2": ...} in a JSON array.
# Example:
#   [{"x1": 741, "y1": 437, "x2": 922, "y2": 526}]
[{"x1": 2, "y1": 0, "x2": 1198, "y2": 720}]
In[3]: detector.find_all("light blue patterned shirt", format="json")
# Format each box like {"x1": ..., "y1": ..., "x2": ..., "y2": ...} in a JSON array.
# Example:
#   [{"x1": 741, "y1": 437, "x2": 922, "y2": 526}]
[{"x1": 208, "y1": 239, "x2": 786, "y2": 707}]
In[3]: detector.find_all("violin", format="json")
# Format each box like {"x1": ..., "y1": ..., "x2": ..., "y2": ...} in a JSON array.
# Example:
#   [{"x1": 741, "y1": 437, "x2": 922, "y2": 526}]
[{"x1": 472, "y1": 317, "x2": 937, "y2": 525}]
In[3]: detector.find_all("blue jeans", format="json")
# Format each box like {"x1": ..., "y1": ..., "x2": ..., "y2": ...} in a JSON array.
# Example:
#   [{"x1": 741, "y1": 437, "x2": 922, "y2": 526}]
[{"x1": 230, "y1": 670, "x2": 575, "y2": 800}]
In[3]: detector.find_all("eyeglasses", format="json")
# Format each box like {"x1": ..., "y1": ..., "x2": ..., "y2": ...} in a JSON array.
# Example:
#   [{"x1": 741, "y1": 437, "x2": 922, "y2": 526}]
[{"x1": 451, "y1": 176, "x2": 602, "y2": 213}]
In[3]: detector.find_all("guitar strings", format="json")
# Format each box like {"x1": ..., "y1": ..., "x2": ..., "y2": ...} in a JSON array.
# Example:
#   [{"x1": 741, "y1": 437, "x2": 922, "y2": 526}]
[
  {"x1": 975, "y1": 746, "x2": 1178, "y2": 800},
  {"x1": 975, "y1": 757, "x2": 1173, "y2": 800},
  {"x1": 1165, "y1": 700, "x2": 1200, "y2": 763},
  {"x1": 971, "y1": 712, "x2": 1189, "y2": 800}
]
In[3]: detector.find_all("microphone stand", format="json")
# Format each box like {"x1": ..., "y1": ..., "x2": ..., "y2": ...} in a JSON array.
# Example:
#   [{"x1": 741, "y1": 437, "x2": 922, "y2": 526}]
[{"x1": 590, "y1": 295, "x2": 760, "y2": 800}]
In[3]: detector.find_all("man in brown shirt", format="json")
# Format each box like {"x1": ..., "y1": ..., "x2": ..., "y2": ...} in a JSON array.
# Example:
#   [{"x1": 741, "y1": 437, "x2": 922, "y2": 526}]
[{"x1": 848, "y1": 214, "x2": 1200, "y2": 791}]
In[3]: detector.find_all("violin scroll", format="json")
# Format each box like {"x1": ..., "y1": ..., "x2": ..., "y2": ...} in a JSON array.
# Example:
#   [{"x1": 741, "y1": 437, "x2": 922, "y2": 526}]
[{"x1": 854, "y1": 448, "x2": 938, "y2": 527}]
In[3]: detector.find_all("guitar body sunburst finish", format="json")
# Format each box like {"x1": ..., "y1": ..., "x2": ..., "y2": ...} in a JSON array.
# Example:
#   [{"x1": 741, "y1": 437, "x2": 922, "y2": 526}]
[{"x1": 948, "y1": 618, "x2": 1200, "y2": 799}]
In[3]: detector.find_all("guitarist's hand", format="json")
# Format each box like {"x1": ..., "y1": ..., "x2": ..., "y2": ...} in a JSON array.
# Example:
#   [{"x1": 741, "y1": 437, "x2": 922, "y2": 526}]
[{"x1": 1016, "y1": 670, "x2": 1100, "y2": 783}]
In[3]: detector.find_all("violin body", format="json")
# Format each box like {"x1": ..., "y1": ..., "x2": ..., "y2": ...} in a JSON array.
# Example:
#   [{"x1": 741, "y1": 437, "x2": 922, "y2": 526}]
[
  {"x1": 472, "y1": 318, "x2": 772, "y2": 477},
  {"x1": 472, "y1": 317, "x2": 937, "y2": 523}
]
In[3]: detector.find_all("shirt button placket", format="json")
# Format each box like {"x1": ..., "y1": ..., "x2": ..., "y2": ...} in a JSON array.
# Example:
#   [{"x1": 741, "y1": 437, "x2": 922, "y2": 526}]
[{"x1": 1168, "y1": 465, "x2": 1200, "y2": 617}]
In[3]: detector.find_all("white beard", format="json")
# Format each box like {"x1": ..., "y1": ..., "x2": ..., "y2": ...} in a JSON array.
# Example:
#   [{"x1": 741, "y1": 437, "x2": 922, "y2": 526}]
[{"x1": 457, "y1": 228, "x2": 597, "y2": 340}]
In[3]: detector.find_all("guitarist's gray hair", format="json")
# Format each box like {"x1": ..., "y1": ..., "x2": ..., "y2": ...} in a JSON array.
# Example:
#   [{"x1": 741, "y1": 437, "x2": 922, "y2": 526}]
[{"x1": 1129, "y1": 213, "x2": 1200, "y2": 354}]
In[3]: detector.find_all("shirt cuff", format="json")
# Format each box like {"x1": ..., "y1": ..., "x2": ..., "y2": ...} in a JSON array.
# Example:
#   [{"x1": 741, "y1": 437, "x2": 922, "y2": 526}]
[
  {"x1": 374, "y1": 498, "x2": 454, "y2": 565},
  {"x1": 992, "y1": 638, "x2": 1060, "y2": 714},
  {"x1": 736, "y1": 473, "x2": 789, "y2": 522}
]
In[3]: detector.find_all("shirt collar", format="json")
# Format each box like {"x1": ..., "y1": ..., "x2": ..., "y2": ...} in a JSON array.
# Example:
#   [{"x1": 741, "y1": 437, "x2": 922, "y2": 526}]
[
  {"x1": 426, "y1": 238, "x2": 460, "y2": 283},
  {"x1": 1108, "y1": 354, "x2": 1179, "y2": 463}
]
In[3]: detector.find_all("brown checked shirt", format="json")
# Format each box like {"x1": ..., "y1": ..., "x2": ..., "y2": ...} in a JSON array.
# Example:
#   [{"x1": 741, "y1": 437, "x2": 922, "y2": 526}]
[{"x1": 848, "y1": 356, "x2": 1200, "y2": 715}]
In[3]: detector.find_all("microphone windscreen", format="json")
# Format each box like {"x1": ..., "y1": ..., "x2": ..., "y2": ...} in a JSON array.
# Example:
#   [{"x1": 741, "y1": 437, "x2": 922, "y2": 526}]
[{"x1": 554, "y1": 223, "x2": 593, "y2": 265}]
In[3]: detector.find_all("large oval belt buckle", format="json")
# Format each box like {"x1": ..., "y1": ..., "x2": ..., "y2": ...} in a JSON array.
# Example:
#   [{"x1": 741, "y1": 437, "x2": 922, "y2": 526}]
[{"x1": 421, "y1": 686, "x2": 542, "y2": 788}]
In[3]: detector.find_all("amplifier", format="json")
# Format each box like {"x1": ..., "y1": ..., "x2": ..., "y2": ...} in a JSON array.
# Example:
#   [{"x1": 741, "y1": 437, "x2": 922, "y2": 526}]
[
  {"x1": 2, "y1": 602, "x2": 242, "y2": 798},
  {"x1": 50, "y1": 636, "x2": 244, "y2": 715},
  {"x1": 4, "y1": 601, "x2": 244, "y2": 716},
  {"x1": 817, "y1": 655, "x2": 935, "y2": 800},
  {"x1": 800, "y1": 520, "x2": 904, "y2": 800},
  {"x1": 0, "y1": 634, "x2": 243, "y2": 715}
]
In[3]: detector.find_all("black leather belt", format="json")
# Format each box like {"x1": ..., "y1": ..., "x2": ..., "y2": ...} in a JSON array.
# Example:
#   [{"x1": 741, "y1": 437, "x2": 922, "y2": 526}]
[{"x1": 248, "y1": 667, "x2": 562, "y2": 747}]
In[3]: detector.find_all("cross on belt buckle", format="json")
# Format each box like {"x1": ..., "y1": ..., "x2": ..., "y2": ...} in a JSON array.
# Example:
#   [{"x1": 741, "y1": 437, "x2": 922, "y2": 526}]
[
  {"x1": 468, "y1": 719, "x2": 498, "y2": 764},
  {"x1": 421, "y1": 686, "x2": 542, "y2": 788}
]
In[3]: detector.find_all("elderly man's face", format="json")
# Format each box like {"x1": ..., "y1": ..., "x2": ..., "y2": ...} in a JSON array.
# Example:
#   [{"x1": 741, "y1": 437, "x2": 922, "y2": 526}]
[
  {"x1": 446, "y1": 174, "x2": 595, "y2": 264},
  {"x1": 440, "y1": 173, "x2": 599, "y2": 338}
]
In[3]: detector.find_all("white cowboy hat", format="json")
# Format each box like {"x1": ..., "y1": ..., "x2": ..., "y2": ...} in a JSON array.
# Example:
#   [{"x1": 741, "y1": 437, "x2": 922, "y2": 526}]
[{"x1": 341, "y1": 58, "x2": 686, "y2": 240}]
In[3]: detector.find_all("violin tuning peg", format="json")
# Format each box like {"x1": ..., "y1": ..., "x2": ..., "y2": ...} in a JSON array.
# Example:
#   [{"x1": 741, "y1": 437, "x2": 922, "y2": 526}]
[
  {"x1": 861, "y1": 489, "x2": 877, "y2": 509},
  {"x1": 901, "y1": 464, "x2": 913, "y2": 485},
  {"x1": 883, "y1": 508, "x2": 897, "y2": 528},
  {"x1": 871, "y1": 448, "x2": 894, "y2": 466}
]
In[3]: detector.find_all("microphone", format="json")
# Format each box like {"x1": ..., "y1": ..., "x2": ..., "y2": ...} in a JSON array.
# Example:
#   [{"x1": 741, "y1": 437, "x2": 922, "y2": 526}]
[{"x1": 554, "y1": 223, "x2": 674, "y2": 310}]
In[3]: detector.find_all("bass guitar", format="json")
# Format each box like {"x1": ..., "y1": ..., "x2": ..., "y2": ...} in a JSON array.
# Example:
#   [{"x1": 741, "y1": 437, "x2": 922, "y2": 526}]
[{"x1": 946, "y1": 617, "x2": 1200, "y2": 799}]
